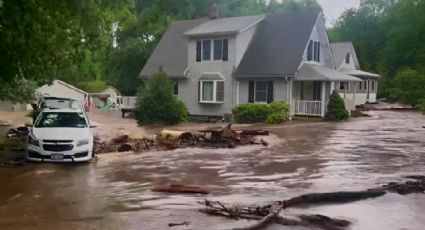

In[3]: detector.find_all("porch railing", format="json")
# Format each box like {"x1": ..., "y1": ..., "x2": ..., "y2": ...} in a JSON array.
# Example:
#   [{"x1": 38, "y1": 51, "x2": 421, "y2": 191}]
[
  {"x1": 117, "y1": 96, "x2": 139, "y2": 110},
  {"x1": 292, "y1": 100, "x2": 322, "y2": 117}
]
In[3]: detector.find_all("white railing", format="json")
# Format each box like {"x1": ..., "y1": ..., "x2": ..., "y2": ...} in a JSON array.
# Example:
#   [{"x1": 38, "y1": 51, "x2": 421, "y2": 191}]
[
  {"x1": 292, "y1": 100, "x2": 323, "y2": 117},
  {"x1": 117, "y1": 96, "x2": 139, "y2": 110}
]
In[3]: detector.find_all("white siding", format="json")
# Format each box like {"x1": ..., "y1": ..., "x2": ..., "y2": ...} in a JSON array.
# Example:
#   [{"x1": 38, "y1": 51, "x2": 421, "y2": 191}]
[
  {"x1": 299, "y1": 14, "x2": 334, "y2": 69},
  {"x1": 338, "y1": 52, "x2": 356, "y2": 70}
]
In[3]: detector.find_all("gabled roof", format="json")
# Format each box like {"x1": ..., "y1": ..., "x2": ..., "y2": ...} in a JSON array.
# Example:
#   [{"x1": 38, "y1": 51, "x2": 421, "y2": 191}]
[
  {"x1": 38, "y1": 80, "x2": 88, "y2": 95},
  {"x1": 330, "y1": 42, "x2": 360, "y2": 69},
  {"x1": 339, "y1": 68, "x2": 380, "y2": 78},
  {"x1": 235, "y1": 11, "x2": 320, "y2": 76},
  {"x1": 297, "y1": 63, "x2": 362, "y2": 82},
  {"x1": 139, "y1": 18, "x2": 207, "y2": 78},
  {"x1": 184, "y1": 15, "x2": 264, "y2": 37}
]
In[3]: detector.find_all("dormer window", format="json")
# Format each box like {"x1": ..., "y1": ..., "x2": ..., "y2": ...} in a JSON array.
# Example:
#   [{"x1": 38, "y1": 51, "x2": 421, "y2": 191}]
[
  {"x1": 345, "y1": 53, "x2": 350, "y2": 64},
  {"x1": 196, "y1": 39, "x2": 228, "y2": 62},
  {"x1": 307, "y1": 40, "x2": 320, "y2": 62}
]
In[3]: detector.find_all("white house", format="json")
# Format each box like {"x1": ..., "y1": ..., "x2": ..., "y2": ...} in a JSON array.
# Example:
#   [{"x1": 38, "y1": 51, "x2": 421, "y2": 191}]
[{"x1": 37, "y1": 80, "x2": 88, "y2": 103}]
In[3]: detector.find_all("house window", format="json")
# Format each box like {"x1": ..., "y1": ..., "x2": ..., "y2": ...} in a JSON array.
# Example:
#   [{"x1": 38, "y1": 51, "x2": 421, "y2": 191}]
[
  {"x1": 255, "y1": 81, "x2": 268, "y2": 102},
  {"x1": 364, "y1": 80, "x2": 368, "y2": 90},
  {"x1": 345, "y1": 53, "x2": 350, "y2": 64},
  {"x1": 202, "y1": 40, "x2": 211, "y2": 61},
  {"x1": 339, "y1": 82, "x2": 349, "y2": 90},
  {"x1": 358, "y1": 81, "x2": 362, "y2": 90},
  {"x1": 371, "y1": 80, "x2": 375, "y2": 91},
  {"x1": 313, "y1": 81, "x2": 321, "y2": 100},
  {"x1": 173, "y1": 80, "x2": 178, "y2": 95},
  {"x1": 197, "y1": 39, "x2": 228, "y2": 62},
  {"x1": 248, "y1": 81, "x2": 274, "y2": 103},
  {"x1": 199, "y1": 80, "x2": 224, "y2": 103},
  {"x1": 307, "y1": 40, "x2": 320, "y2": 62}
]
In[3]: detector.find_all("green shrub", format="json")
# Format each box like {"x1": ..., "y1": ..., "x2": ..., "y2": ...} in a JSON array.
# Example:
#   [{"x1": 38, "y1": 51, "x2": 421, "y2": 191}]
[
  {"x1": 135, "y1": 73, "x2": 188, "y2": 125},
  {"x1": 233, "y1": 103, "x2": 271, "y2": 123},
  {"x1": 269, "y1": 101, "x2": 290, "y2": 118},
  {"x1": 233, "y1": 101, "x2": 290, "y2": 124},
  {"x1": 266, "y1": 113, "x2": 285, "y2": 124},
  {"x1": 326, "y1": 90, "x2": 349, "y2": 120}
]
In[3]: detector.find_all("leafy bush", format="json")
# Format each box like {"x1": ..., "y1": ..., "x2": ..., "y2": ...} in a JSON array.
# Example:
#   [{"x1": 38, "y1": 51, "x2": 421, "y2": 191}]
[
  {"x1": 326, "y1": 90, "x2": 349, "y2": 120},
  {"x1": 266, "y1": 113, "x2": 286, "y2": 124},
  {"x1": 269, "y1": 101, "x2": 290, "y2": 118},
  {"x1": 79, "y1": 80, "x2": 108, "y2": 93},
  {"x1": 232, "y1": 103, "x2": 271, "y2": 123},
  {"x1": 233, "y1": 101, "x2": 290, "y2": 124},
  {"x1": 135, "y1": 73, "x2": 188, "y2": 125},
  {"x1": 389, "y1": 68, "x2": 425, "y2": 107}
]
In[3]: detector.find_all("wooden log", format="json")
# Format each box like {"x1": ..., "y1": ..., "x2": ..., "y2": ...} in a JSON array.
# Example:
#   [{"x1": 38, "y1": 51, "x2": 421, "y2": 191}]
[
  {"x1": 152, "y1": 184, "x2": 209, "y2": 194},
  {"x1": 283, "y1": 190, "x2": 386, "y2": 208},
  {"x1": 236, "y1": 130, "x2": 269, "y2": 136}
]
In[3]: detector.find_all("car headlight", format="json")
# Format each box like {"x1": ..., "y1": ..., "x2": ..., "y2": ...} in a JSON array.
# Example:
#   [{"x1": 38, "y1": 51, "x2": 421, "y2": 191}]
[
  {"x1": 28, "y1": 135, "x2": 40, "y2": 147},
  {"x1": 77, "y1": 139, "x2": 89, "y2": 147}
]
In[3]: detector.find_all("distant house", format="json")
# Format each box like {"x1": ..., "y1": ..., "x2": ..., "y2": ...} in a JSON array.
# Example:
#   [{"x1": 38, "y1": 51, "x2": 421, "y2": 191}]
[
  {"x1": 331, "y1": 42, "x2": 380, "y2": 105},
  {"x1": 90, "y1": 86, "x2": 121, "y2": 108},
  {"x1": 37, "y1": 80, "x2": 88, "y2": 103},
  {"x1": 140, "y1": 11, "x2": 378, "y2": 118}
]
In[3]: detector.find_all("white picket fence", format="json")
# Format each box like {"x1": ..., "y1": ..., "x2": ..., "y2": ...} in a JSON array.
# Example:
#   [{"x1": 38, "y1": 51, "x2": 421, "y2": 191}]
[{"x1": 292, "y1": 100, "x2": 323, "y2": 117}]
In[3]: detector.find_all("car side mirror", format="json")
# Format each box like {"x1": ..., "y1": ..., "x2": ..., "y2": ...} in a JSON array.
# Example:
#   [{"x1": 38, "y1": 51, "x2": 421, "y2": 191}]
[
  {"x1": 31, "y1": 103, "x2": 37, "y2": 110},
  {"x1": 89, "y1": 125, "x2": 97, "y2": 128}
]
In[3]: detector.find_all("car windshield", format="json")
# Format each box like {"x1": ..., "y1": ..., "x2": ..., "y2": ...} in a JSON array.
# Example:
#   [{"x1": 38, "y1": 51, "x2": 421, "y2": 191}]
[
  {"x1": 35, "y1": 112, "x2": 88, "y2": 128},
  {"x1": 40, "y1": 99, "x2": 81, "y2": 110}
]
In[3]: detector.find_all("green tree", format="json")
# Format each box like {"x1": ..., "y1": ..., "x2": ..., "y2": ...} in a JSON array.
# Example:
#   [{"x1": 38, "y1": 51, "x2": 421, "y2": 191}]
[
  {"x1": 326, "y1": 91, "x2": 349, "y2": 120},
  {"x1": 135, "y1": 73, "x2": 188, "y2": 125},
  {"x1": 389, "y1": 69, "x2": 425, "y2": 107}
]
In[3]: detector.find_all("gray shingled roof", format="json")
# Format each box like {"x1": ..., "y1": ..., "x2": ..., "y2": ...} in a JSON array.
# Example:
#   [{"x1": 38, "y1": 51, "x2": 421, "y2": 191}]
[
  {"x1": 330, "y1": 42, "x2": 360, "y2": 69},
  {"x1": 297, "y1": 63, "x2": 362, "y2": 82},
  {"x1": 139, "y1": 18, "x2": 207, "y2": 78},
  {"x1": 235, "y1": 11, "x2": 320, "y2": 76},
  {"x1": 339, "y1": 68, "x2": 380, "y2": 78},
  {"x1": 184, "y1": 15, "x2": 264, "y2": 37}
]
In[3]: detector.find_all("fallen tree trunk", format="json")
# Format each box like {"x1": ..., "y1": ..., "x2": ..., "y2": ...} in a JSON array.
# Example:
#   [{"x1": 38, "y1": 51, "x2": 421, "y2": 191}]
[
  {"x1": 236, "y1": 130, "x2": 269, "y2": 136},
  {"x1": 202, "y1": 200, "x2": 351, "y2": 230},
  {"x1": 152, "y1": 184, "x2": 209, "y2": 194},
  {"x1": 282, "y1": 190, "x2": 386, "y2": 208}
]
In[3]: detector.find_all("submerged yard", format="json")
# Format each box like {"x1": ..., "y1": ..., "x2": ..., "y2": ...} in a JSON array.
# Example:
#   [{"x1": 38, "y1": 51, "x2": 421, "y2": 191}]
[{"x1": 0, "y1": 110, "x2": 425, "y2": 229}]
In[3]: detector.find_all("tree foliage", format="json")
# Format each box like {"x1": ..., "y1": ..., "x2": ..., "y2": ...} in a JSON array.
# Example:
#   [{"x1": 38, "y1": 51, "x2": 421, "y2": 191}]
[
  {"x1": 1, "y1": 0, "x2": 322, "y2": 101},
  {"x1": 388, "y1": 69, "x2": 425, "y2": 107},
  {"x1": 135, "y1": 73, "x2": 188, "y2": 125}
]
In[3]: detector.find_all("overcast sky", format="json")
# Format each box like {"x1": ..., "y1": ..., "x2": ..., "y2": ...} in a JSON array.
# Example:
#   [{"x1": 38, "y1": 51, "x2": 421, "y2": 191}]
[{"x1": 316, "y1": 0, "x2": 360, "y2": 26}]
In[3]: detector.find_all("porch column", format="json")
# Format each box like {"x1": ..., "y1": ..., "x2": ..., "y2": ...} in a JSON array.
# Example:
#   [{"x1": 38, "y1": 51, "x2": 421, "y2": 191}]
[
  {"x1": 330, "y1": 81, "x2": 335, "y2": 93},
  {"x1": 353, "y1": 81, "x2": 357, "y2": 107},
  {"x1": 321, "y1": 82, "x2": 326, "y2": 118}
]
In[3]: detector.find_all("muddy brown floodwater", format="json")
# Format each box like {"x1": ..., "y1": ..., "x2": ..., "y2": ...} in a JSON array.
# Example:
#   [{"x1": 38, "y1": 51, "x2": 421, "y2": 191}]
[{"x1": 1, "y1": 111, "x2": 425, "y2": 230}]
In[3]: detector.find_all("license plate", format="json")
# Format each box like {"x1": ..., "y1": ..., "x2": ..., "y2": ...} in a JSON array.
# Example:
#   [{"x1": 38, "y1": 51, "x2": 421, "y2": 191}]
[{"x1": 51, "y1": 154, "x2": 64, "y2": 160}]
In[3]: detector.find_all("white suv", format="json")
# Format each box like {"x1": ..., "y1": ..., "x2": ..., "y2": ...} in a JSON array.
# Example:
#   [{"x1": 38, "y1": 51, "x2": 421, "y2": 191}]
[{"x1": 26, "y1": 108, "x2": 95, "y2": 162}]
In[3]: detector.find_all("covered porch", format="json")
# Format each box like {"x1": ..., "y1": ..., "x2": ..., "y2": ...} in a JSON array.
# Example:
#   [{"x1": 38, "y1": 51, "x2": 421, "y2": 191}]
[{"x1": 291, "y1": 63, "x2": 362, "y2": 117}]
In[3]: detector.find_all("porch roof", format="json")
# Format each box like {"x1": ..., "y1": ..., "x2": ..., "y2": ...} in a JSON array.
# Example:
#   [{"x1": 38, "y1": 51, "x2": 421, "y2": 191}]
[
  {"x1": 339, "y1": 68, "x2": 380, "y2": 78},
  {"x1": 296, "y1": 63, "x2": 362, "y2": 82}
]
